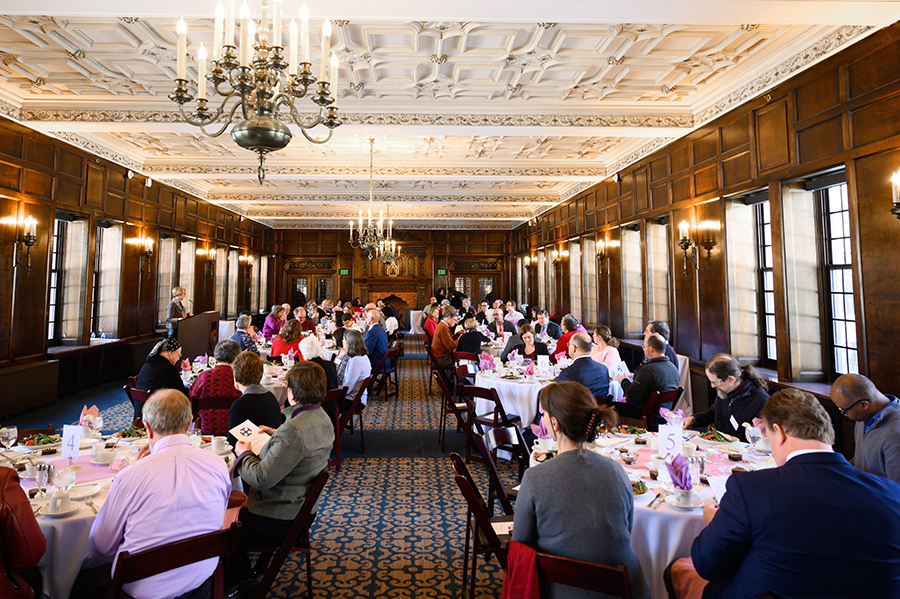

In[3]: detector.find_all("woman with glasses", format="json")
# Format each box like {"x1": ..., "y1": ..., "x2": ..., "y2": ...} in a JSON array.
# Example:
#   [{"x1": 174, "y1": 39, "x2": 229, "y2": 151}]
[{"x1": 683, "y1": 353, "x2": 769, "y2": 442}]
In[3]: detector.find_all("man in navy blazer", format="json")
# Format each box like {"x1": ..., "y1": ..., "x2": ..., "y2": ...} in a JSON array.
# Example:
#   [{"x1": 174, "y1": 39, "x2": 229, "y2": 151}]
[
  {"x1": 668, "y1": 388, "x2": 900, "y2": 599},
  {"x1": 364, "y1": 308, "x2": 389, "y2": 374},
  {"x1": 556, "y1": 333, "x2": 609, "y2": 400}
]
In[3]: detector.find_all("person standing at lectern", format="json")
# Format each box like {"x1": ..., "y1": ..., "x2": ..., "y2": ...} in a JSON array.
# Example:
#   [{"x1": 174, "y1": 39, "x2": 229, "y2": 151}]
[{"x1": 166, "y1": 287, "x2": 193, "y2": 338}]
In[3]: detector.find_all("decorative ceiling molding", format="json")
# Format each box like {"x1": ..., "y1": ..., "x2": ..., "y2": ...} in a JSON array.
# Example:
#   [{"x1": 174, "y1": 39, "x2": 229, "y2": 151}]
[
  {"x1": 147, "y1": 164, "x2": 607, "y2": 177},
  {"x1": 250, "y1": 210, "x2": 532, "y2": 219},
  {"x1": 208, "y1": 192, "x2": 558, "y2": 204},
  {"x1": 269, "y1": 221, "x2": 513, "y2": 230}
]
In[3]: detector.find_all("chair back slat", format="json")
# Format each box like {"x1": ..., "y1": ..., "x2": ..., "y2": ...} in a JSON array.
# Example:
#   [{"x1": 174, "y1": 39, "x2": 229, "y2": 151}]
[
  {"x1": 453, "y1": 474, "x2": 507, "y2": 571},
  {"x1": 470, "y1": 432, "x2": 514, "y2": 516},
  {"x1": 453, "y1": 351, "x2": 479, "y2": 363},
  {"x1": 534, "y1": 551, "x2": 632, "y2": 599},
  {"x1": 337, "y1": 377, "x2": 370, "y2": 435},
  {"x1": 127, "y1": 376, "x2": 138, "y2": 389},
  {"x1": 463, "y1": 385, "x2": 516, "y2": 427},
  {"x1": 108, "y1": 521, "x2": 242, "y2": 599},
  {"x1": 123, "y1": 386, "x2": 151, "y2": 404},
  {"x1": 641, "y1": 386, "x2": 684, "y2": 431}
]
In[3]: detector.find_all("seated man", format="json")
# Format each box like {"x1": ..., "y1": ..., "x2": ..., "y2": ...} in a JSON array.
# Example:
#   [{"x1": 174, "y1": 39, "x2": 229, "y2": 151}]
[
  {"x1": 0, "y1": 466, "x2": 46, "y2": 599},
  {"x1": 644, "y1": 320, "x2": 678, "y2": 368},
  {"x1": 364, "y1": 308, "x2": 389, "y2": 374},
  {"x1": 475, "y1": 301, "x2": 492, "y2": 325},
  {"x1": 668, "y1": 388, "x2": 900, "y2": 599},
  {"x1": 557, "y1": 333, "x2": 609, "y2": 400},
  {"x1": 830, "y1": 373, "x2": 900, "y2": 482},
  {"x1": 431, "y1": 307, "x2": 463, "y2": 369},
  {"x1": 534, "y1": 310, "x2": 561, "y2": 340},
  {"x1": 614, "y1": 334, "x2": 678, "y2": 421},
  {"x1": 292, "y1": 307, "x2": 316, "y2": 332},
  {"x1": 229, "y1": 314, "x2": 260, "y2": 355},
  {"x1": 188, "y1": 339, "x2": 242, "y2": 403},
  {"x1": 500, "y1": 321, "x2": 529, "y2": 363},
  {"x1": 504, "y1": 300, "x2": 525, "y2": 326},
  {"x1": 86, "y1": 389, "x2": 231, "y2": 599},
  {"x1": 487, "y1": 308, "x2": 516, "y2": 337}
]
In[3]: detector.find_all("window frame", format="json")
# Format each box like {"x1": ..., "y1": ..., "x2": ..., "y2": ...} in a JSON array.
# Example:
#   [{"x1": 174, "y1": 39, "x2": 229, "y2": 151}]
[{"x1": 755, "y1": 201, "x2": 777, "y2": 369}]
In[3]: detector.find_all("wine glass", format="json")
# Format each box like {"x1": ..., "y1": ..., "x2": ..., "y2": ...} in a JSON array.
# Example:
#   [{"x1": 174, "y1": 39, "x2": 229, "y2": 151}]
[
  {"x1": 35, "y1": 463, "x2": 55, "y2": 498},
  {"x1": 745, "y1": 426, "x2": 762, "y2": 453},
  {"x1": 0, "y1": 426, "x2": 17, "y2": 450},
  {"x1": 89, "y1": 416, "x2": 104, "y2": 437},
  {"x1": 55, "y1": 467, "x2": 76, "y2": 493}
]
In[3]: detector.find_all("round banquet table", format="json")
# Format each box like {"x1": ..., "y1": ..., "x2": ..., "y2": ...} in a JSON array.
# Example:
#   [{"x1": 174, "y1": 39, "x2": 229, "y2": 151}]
[
  {"x1": 473, "y1": 372, "x2": 625, "y2": 426},
  {"x1": 13, "y1": 440, "x2": 240, "y2": 599},
  {"x1": 480, "y1": 343, "x2": 504, "y2": 359}
]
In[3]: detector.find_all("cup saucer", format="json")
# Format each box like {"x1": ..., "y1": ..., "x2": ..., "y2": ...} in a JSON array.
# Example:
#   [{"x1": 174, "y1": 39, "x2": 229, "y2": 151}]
[{"x1": 38, "y1": 503, "x2": 81, "y2": 518}]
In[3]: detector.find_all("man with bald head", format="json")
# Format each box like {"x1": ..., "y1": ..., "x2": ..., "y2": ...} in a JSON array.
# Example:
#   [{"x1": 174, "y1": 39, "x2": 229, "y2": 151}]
[
  {"x1": 557, "y1": 332, "x2": 609, "y2": 399},
  {"x1": 831, "y1": 373, "x2": 900, "y2": 482}
]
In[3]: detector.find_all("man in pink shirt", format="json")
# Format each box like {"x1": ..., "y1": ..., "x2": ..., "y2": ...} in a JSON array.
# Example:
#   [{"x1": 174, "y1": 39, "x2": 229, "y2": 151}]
[{"x1": 85, "y1": 389, "x2": 231, "y2": 599}]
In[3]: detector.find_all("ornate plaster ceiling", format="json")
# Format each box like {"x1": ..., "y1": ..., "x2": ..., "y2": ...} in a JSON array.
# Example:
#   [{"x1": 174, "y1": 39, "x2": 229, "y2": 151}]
[{"x1": 0, "y1": 1, "x2": 897, "y2": 229}]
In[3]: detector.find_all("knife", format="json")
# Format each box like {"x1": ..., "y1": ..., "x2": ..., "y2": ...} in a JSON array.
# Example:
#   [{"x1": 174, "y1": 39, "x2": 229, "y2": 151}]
[{"x1": 648, "y1": 492, "x2": 663, "y2": 509}]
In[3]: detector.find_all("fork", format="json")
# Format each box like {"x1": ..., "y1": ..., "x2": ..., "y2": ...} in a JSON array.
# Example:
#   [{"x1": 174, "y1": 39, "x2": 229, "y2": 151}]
[{"x1": 85, "y1": 496, "x2": 98, "y2": 514}]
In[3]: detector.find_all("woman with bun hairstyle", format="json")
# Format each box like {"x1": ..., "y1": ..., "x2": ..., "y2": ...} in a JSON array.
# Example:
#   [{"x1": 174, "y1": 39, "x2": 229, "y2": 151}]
[{"x1": 591, "y1": 325, "x2": 622, "y2": 370}]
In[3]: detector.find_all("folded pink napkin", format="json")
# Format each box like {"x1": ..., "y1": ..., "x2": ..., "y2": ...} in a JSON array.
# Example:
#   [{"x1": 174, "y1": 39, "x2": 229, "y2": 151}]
[
  {"x1": 479, "y1": 352, "x2": 495, "y2": 371},
  {"x1": 554, "y1": 351, "x2": 567, "y2": 362},
  {"x1": 664, "y1": 454, "x2": 693, "y2": 490},
  {"x1": 531, "y1": 418, "x2": 551, "y2": 439},
  {"x1": 197, "y1": 354, "x2": 208, "y2": 366},
  {"x1": 524, "y1": 363, "x2": 534, "y2": 376},
  {"x1": 508, "y1": 349, "x2": 519, "y2": 362},
  {"x1": 181, "y1": 358, "x2": 191, "y2": 371},
  {"x1": 79, "y1": 405, "x2": 99, "y2": 426}
]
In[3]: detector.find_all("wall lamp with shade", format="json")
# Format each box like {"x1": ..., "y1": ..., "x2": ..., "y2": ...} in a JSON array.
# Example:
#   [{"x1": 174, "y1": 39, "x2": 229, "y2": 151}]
[
  {"x1": 3, "y1": 215, "x2": 38, "y2": 273},
  {"x1": 677, "y1": 219, "x2": 698, "y2": 276},
  {"x1": 891, "y1": 169, "x2": 900, "y2": 219}
]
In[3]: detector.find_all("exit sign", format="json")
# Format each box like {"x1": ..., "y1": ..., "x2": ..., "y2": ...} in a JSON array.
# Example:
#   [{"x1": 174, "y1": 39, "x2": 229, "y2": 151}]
[
  {"x1": 339, "y1": 268, "x2": 349, "y2": 276},
  {"x1": 437, "y1": 268, "x2": 447, "y2": 276}
]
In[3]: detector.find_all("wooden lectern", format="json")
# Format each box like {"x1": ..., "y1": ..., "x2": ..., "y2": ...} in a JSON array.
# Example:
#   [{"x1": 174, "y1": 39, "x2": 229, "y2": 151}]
[{"x1": 172, "y1": 311, "x2": 219, "y2": 361}]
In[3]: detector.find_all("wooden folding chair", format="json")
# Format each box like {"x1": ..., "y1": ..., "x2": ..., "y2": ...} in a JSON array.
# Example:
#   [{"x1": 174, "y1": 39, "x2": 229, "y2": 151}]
[
  {"x1": 123, "y1": 386, "x2": 152, "y2": 421},
  {"x1": 622, "y1": 387, "x2": 683, "y2": 432},
  {"x1": 463, "y1": 385, "x2": 526, "y2": 477},
  {"x1": 425, "y1": 340, "x2": 438, "y2": 396},
  {"x1": 248, "y1": 470, "x2": 330, "y2": 599},
  {"x1": 127, "y1": 376, "x2": 138, "y2": 388},
  {"x1": 452, "y1": 463, "x2": 509, "y2": 599},
  {"x1": 534, "y1": 549, "x2": 632, "y2": 599},
  {"x1": 473, "y1": 428, "x2": 521, "y2": 515},
  {"x1": 435, "y1": 371, "x2": 472, "y2": 456},
  {"x1": 322, "y1": 386, "x2": 348, "y2": 470},
  {"x1": 16, "y1": 425, "x2": 56, "y2": 444},
  {"x1": 336, "y1": 377, "x2": 370, "y2": 454},
  {"x1": 453, "y1": 351, "x2": 479, "y2": 385},
  {"x1": 107, "y1": 521, "x2": 242, "y2": 599},
  {"x1": 371, "y1": 347, "x2": 400, "y2": 401}
]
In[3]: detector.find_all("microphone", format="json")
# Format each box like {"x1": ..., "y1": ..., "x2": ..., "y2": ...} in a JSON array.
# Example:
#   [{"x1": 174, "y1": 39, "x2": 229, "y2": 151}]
[{"x1": 185, "y1": 298, "x2": 194, "y2": 305}]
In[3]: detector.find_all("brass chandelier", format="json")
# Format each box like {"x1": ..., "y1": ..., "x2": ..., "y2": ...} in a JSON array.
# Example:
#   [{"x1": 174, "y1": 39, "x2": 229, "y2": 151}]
[
  {"x1": 349, "y1": 138, "x2": 398, "y2": 263},
  {"x1": 169, "y1": 0, "x2": 340, "y2": 184}
]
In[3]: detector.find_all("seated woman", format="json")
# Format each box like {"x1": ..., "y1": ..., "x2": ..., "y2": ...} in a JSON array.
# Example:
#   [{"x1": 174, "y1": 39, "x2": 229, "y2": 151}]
[
  {"x1": 422, "y1": 305, "x2": 440, "y2": 340},
  {"x1": 299, "y1": 336, "x2": 338, "y2": 390},
  {"x1": 261, "y1": 304, "x2": 287, "y2": 341},
  {"x1": 456, "y1": 315, "x2": 490, "y2": 355},
  {"x1": 503, "y1": 324, "x2": 549, "y2": 363},
  {"x1": 135, "y1": 338, "x2": 187, "y2": 417},
  {"x1": 227, "y1": 351, "x2": 282, "y2": 447},
  {"x1": 230, "y1": 362, "x2": 335, "y2": 589},
  {"x1": 270, "y1": 320, "x2": 305, "y2": 360},
  {"x1": 591, "y1": 325, "x2": 622, "y2": 370},
  {"x1": 513, "y1": 381, "x2": 650, "y2": 599},
  {"x1": 552, "y1": 315, "x2": 579, "y2": 364},
  {"x1": 188, "y1": 339, "x2": 241, "y2": 402},
  {"x1": 336, "y1": 329, "x2": 370, "y2": 412},
  {"x1": 683, "y1": 353, "x2": 769, "y2": 442}
]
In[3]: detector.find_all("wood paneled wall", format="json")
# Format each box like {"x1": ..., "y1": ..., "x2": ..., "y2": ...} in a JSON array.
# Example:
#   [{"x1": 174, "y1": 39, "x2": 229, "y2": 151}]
[
  {"x1": 0, "y1": 117, "x2": 275, "y2": 369},
  {"x1": 510, "y1": 23, "x2": 900, "y2": 397}
]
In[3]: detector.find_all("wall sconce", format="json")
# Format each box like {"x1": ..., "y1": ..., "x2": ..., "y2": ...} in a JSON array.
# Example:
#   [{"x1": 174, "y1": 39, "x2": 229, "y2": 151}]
[
  {"x1": 891, "y1": 170, "x2": 900, "y2": 219},
  {"x1": 197, "y1": 247, "x2": 216, "y2": 276},
  {"x1": 6, "y1": 216, "x2": 38, "y2": 273},
  {"x1": 697, "y1": 220, "x2": 719, "y2": 259},
  {"x1": 146, "y1": 178, "x2": 153, "y2": 188},
  {"x1": 238, "y1": 254, "x2": 253, "y2": 265},
  {"x1": 134, "y1": 237, "x2": 154, "y2": 273},
  {"x1": 550, "y1": 248, "x2": 569, "y2": 267},
  {"x1": 596, "y1": 240, "x2": 607, "y2": 277},
  {"x1": 677, "y1": 220, "x2": 698, "y2": 277}
]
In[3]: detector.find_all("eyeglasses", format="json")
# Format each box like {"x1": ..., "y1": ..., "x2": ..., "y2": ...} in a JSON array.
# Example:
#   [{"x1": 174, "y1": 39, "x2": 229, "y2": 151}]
[{"x1": 838, "y1": 398, "x2": 867, "y2": 416}]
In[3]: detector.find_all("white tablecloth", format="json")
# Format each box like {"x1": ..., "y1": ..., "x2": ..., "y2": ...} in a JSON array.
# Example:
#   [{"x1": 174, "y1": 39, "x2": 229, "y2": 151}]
[
  {"x1": 410, "y1": 310, "x2": 424, "y2": 334},
  {"x1": 473, "y1": 373, "x2": 624, "y2": 425}
]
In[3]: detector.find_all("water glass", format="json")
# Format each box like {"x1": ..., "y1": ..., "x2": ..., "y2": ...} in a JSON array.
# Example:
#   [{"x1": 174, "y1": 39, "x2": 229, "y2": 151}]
[
  {"x1": 35, "y1": 463, "x2": 55, "y2": 497},
  {"x1": 0, "y1": 426, "x2": 17, "y2": 451},
  {"x1": 89, "y1": 416, "x2": 104, "y2": 436},
  {"x1": 55, "y1": 467, "x2": 76, "y2": 493},
  {"x1": 745, "y1": 426, "x2": 762, "y2": 452}
]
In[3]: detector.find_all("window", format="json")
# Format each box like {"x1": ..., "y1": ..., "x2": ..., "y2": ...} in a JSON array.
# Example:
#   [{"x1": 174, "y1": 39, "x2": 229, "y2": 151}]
[
  {"x1": 92, "y1": 221, "x2": 122, "y2": 338},
  {"x1": 214, "y1": 246, "x2": 226, "y2": 315},
  {"x1": 48, "y1": 218, "x2": 65, "y2": 342},
  {"x1": 819, "y1": 182, "x2": 858, "y2": 376},
  {"x1": 546, "y1": 249, "x2": 556, "y2": 313},
  {"x1": 250, "y1": 253, "x2": 260, "y2": 312},
  {"x1": 756, "y1": 202, "x2": 777, "y2": 365},
  {"x1": 516, "y1": 255, "x2": 524, "y2": 306},
  {"x1": 537, "y1": 250, "x2": 546, "y2": 312},
  {"x1": 646, "y1": 221, "x2": 670, "y2": 325},
  {"x1": 157, "y1": 236, "x2": 177, "y2": 325},
  {"x1": 582, "y1": 237, "x2": 597, "y2": 325},
  {"x1": 179, "y1": 237, "x2": 196, "y2": 306},
  {"x1": 228, "y1": 248, "x2": 239, "y2": 316},
  {"x1": 259, "y1": 255, "x2": 269, "y2": 313},
  {"x1": 568, "y1": 240, "x2": 582, "y2": 321},
  {"x1": 314, "y1": 276, "x2": 332, "y2": 303},
  {"x1": 454, "y1": 276, "x2": 472, "y2": 298},
  {"x1": 621, "y1": 225, "x2": 644, "y2": 337}
]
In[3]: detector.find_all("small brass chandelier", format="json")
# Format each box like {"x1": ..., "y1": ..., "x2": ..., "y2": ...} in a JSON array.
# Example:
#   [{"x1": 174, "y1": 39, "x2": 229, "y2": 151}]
[
  {"x1": 169, "y1": 1, "x2": 340, "y2": 185},
  {"x1": 349, "y1": 138, "x2": 390, "y2": 259}
]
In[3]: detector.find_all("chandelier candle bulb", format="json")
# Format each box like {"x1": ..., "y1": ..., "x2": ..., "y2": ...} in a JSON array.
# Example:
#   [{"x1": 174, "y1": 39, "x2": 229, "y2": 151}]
[
  {"x1": 239, "y1": 1, "x2": 250, "y2": 66},
  {"x1": 892, "y1": 170, "x2": 900, "y2": 204},
  {"x1": 225, "y1": 0, "x2": 235, "y2": 47},
  {"x1": 23, "y1": 216, "x2": 36, "y2": 238},
  {"x1": 273, "y1": 0, "x2": 282, "y2": 46},
  {"x1": 213, "y1": 3, "x2": 224, "y2": 60},
  {"x1": 320, "y1": 20, "x2": 332, "y2": 82},
  {"x1": 259, "y1": 0, "x2": 268, "y2": 43},
  {"x1": 289, "y1": 19, "x2": 298, "y2": 74},
  {"x1": 176, "y1": 18, "x2": 187, "y2": 80},
  {"x1": 349, "y1": 220, "x2": 353, "y2": 240},
  {"x1": 197, "y1": 44, "x2": 207, "y2": 100},
  {"x1": 300, "y1": 4, "x2": 309, "y2": 63},
  {"x1": 330, "y1": 53, "x2": 339, "y2": 103},
  {"x1": 359, "y1": 210, "x2": 363, "y2": 231},
  {"x1": 679, "y1": 220, "x2": 690, "y2": 241}
]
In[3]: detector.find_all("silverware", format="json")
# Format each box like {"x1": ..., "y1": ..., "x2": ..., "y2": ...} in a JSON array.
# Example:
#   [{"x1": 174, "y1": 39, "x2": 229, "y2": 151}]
[
  {"x1": 85, "y1": 496, "x2": 98, "y2": 514},
  {"x1": 648, "y1": 492, "x2": 663, "y2": 509}
]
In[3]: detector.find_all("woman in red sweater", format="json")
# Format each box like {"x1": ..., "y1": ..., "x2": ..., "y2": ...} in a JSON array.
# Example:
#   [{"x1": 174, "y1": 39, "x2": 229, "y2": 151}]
[{"x1": 270, "y1": 320, "x2": 306, "y2": 360}]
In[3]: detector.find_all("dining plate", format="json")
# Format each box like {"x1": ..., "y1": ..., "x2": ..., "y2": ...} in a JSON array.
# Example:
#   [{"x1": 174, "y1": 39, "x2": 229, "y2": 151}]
[
  {"x1": 209, "y1": 444, "x2": 233, "y2": 455},
  {"x1": 714, "y1": 444, "x2": 748, "y2": 453},
  {"x1": 90, "y1": 457, "x2": 116, "y2": 466},
  {"x1": 14, "y1": 441, "x2": 62, "y2": 451},
  {"x1": 38, "y1": 503, "x2": 81, "y2": 518},
  {"x1": 665, "y1": 495, "x2": 704, "y2": 510},
  {"x1": 70, "y1": 484, "x2": 102, "y2": 499}
]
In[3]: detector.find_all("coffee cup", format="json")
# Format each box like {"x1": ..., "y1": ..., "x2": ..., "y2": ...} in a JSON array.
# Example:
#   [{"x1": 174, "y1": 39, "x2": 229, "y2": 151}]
[
  {"x1": 755, "y1": 437, "x2": 771, "y2": 451},
  {"x1": 212, "y1": 436, "x2": 228, "y2": 452},
  {"x1": 650, "y1": 454, "x2": 665, "y2": 471},
  {"x1": 682, "y1": 443, "x2": 696, "y2": 458},
  {"x1": 674, "y1": 487, "x2": 694, "y2": 507},
  {"x1": 532, "y1": 438, "x2": 553, "y2": 453},
  {"x1": 24, "y1": 461, "x2": 37, "y2": 477},
  {"x1": 50, "y1": 491, "x2": 71, "y2": 514},
  {"x1": 95, "y1": 449, "x2": 116, "y2": 463}
]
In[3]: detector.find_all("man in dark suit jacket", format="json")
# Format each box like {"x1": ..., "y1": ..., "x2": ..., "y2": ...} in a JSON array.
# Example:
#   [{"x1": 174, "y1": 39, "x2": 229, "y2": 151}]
[
  {"x1": 615, "y1": 334, "x2": 678, "y2": 423},
  {"x1": 487, "y1": 308, "x2": 516, "y2": 337},
  {"x1": 475, "y1": 301, "x2": 492, "y2": 325},
  {"x1": 557, "y1": 333, "x2": 609, "y2": 399},
  {"x1": 364, "y1": 309, "x2": 389, "y2": 374},
  {"x1": 534, "y1": 311, "x2": 561, "y2": 340},
  {"x1": 644, "y1": 320, "x2": 678, "y2": 368},
  {"x1": 668, "y1": 388, "x2": 900, "y2": 599}
]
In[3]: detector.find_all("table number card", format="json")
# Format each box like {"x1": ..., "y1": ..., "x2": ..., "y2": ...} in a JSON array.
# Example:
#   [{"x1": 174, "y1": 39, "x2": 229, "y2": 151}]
[
  {"x1": 61, "y1": 425, "x2": 80, "y2": 461},
  {"x1": 658, "y1": 424, "x2": 683, "y2": 458},
  {"x1": 228, "y1": 419, "x2": 271, "y2": 454},
  {"x1": 537, "y1": 355, "x2": 550, "y2": 373}
]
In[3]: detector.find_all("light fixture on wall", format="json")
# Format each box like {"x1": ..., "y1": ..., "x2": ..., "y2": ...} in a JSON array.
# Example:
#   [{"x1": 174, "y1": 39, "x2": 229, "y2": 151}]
[
  {"x1": 596, "y1": 240, "x2": 607, "y2": 277},
  {"x1": 169, "y1": 2, "x2": 340, "y2": 185},
  {"x1": 238, "y1": 254, "x2": 254, "y2": 264},
  {"x1": 128, "y1": 237, "x2": 154, "y2": 273},
  {"x1": 4, "y1": 216, "x2": 38, "y2": 273},
  {"x1": 197, "y1": 247, "x2": 217, "y2": 276},
  {"x1": 891, "y1": 169, "x2": 900, "y2": 219},
  {"x1": 524, "y1": 255, "x2": 537, "y2": 269},
  {"x1": 550, "y1": 248, "x2": 569, "y2": 267},
  {"x1": 349, "y1": 138, "x2": 387, "y2": 260},
  {"x1": 697, "y1": 220, "x2": 719, "y2": 259},
  {"x1": 677, "y1": 220, "x2": 698, "y2": 276}
]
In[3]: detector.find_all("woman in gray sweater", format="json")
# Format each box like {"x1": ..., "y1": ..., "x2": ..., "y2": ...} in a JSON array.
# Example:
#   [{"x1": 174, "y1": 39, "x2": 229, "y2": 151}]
[{"x1": 512, "y1": 381, "x2": 650, "y2": 599}]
